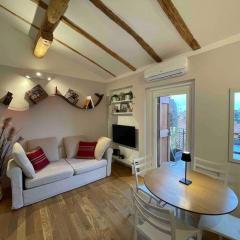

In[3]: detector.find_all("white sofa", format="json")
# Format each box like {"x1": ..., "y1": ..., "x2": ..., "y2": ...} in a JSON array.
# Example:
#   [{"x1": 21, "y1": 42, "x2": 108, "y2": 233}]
[{"x1": 7, "y1": 136, "x2": 113, "y2": 209}]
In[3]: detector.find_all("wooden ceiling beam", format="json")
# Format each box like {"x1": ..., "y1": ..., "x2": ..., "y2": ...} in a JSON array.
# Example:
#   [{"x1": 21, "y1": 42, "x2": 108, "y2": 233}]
[
  {"x1": 47, "y1": 0, "x2": 69, "y2": 24},
  {"x1": 0, "y1": 4, "x2": 116, "y2": 77},
  {"x1": 31, "y1": 0, "x2": 136, "y2": 71},
  {"x1": 33, "y1": 0, "x2": 69, "y2": 58},
  {"x1": 89, "y1": 0, "x2": 162, "y2": 62},
  {"x1": 157, "y1": 0, "x2": 200, "y2": 50}
]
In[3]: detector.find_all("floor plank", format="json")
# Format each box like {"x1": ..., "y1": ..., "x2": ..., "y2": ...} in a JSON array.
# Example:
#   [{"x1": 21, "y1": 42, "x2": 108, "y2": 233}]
[{"x1": 0, "y1": 163, "x2": 225, "y2": 240}]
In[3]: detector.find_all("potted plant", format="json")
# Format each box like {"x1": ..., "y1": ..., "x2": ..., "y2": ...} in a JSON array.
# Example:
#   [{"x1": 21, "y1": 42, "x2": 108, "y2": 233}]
[
  {"x1": 111, "y1": 94, "x2": 120, "y2": 103},
  {"x1": 124, "y1": 91, "x2": 133, "y2": 100},
  {"x1": 0, "y1": 117, "x2": 23, "y2": 200}
]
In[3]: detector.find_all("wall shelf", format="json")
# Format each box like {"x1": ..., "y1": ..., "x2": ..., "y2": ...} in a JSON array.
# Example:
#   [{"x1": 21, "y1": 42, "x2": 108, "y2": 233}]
[
  {"x1": 111, "y1": 99, "x2": 133, "y2": 104},
  {"x1": 55, "y1": 87, "x2": 104, "y2": 110},
  {"x1": 112, "y1": 112, "x2": 133, "y2": 116}
]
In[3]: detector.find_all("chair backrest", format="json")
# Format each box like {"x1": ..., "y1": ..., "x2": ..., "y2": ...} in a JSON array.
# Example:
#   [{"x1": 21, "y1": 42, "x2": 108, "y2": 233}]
[
  {"x1": 193, "y1": 158, "x2": 228, "y2": 184},
  {"x1": 133, "y1": 156, "x2": 151, "y2": 188},
  {"x1": 131, "y1": 186, "x2": 175, "y2": 240}
]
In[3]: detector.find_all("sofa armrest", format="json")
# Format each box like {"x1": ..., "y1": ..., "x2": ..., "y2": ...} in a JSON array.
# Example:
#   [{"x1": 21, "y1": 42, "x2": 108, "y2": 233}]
[
  {"x1": 104, "y1": 148, "x2": 113, "y2": 176},
  {"x1": 7, "y1": 159, "x2": 24, "y2": 209}
]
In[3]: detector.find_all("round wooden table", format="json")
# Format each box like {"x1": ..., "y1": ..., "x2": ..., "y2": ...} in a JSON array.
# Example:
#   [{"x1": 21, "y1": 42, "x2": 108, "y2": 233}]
[{"x1": 144, "y1": 162, "x2": 238, "y2": 216}]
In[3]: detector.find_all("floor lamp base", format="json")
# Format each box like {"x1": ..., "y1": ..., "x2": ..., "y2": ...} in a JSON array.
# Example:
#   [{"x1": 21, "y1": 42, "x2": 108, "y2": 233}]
[{"x1": 179, "y1": 178, "x2": 192, "y2": 185}]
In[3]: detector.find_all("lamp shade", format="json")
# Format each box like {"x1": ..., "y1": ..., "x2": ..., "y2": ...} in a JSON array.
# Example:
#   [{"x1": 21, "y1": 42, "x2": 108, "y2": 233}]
[{"x1": 181, "y1": 152, "x2": 191, "y2": 162}]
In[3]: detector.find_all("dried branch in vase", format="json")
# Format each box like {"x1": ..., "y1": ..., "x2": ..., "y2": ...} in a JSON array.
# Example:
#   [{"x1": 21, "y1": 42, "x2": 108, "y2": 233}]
[{"x1": 0, "y1": 118, "x2": 24, "y2": 177}]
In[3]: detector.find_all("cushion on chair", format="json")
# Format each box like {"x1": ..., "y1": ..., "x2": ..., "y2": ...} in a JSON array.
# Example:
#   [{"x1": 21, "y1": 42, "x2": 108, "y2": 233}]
[
  {"x1": 66, "y1": 158, "x2": 107, "y2": 175},
  {"x1": 63, "y1": 135, "x2": 86, "y2": 158},
  {"x1": 25, "y1": 159, "x2": 74, "y2": 189},
  {"x1": 94, "y1": 137, "x2": 111, "y2": 160},
  {"x1": 27, "y1": 147, "x2": 49, "y2": 171},
  {"x1": 12, "y1": 142, "x2": 35, "y2": 178},
  {"x1": 76, "y1": 141, "x2": 97, "y2": 159},
  {"x1": 27, "y1": 137, "x2": 59, "y2": 161}
]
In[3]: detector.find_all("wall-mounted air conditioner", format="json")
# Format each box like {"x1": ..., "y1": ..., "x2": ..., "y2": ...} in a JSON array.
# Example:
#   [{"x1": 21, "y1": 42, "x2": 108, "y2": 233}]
[{"x1": 144, "y1": 56, "x2": 188, "y2": 82}]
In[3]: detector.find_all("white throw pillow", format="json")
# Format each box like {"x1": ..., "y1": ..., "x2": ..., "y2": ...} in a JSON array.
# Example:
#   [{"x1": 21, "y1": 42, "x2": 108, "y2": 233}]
[
  {"x1": 94, "y1": 137, "x2": 111, "y2": 160},
  {"x1": 12, "y1": 142, "x2": 35, "y2": 178}
]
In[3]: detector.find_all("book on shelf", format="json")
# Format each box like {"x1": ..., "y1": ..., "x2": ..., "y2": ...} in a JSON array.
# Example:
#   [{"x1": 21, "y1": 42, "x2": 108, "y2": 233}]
[{"x1": 83, "y1": 96, "x2": 95, "y2": 109}]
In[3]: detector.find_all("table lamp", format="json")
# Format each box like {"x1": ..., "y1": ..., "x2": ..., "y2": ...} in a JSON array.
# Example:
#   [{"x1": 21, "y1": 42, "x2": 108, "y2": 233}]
[{"x1": 179, "y1": 151, "x2": 192, "y2": 185}]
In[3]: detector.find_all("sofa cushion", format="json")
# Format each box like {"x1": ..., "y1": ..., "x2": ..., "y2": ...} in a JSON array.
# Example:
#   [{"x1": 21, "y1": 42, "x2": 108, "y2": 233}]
[
  {"x1": 66, "y1": 158, "x2": 107, "y2": 175},
  {"x1": 95, "y1": 137, "x2": 111, "y2": 160},
  {"x1": 63, "y1": 135, "x2": 86, "y2": 158},
  {"x1": 76, "y1": 141, "x2": 97, "y2": 159},
  {"x1": 25, "y1": 159, "x2": 74, "y2": 189},
  {"x1": 12, "y1": 142, "x2": 36, "y2": 178},
  {"x1": 27, "y1": 147, "x2": 50, "y2": 171},
  {"x1": 27, "y1": 137, "x2": 59, "y2": 161}
]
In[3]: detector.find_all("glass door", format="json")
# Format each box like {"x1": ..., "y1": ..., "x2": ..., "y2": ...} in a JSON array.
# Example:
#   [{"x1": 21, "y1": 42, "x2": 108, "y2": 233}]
[{"x1": 152, "y1": 85, "x2": 192, "y2": 167}]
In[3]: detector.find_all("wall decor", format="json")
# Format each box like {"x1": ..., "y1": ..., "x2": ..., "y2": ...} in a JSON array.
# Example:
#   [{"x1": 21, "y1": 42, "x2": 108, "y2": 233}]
[
  {"x1": 55, "y1": 87, "x2": 103, "y2": 110},
  {"x1": 27, "y1": 84, "x2": 48, "y2": 104},
  {"x1": 64, "y1": 89, "x2": 79, "y2": 104},
  {"x1": 2, "y1": 92, "x2": 13, "y2": 106},
  {"x1": 0, "y1": 117, "x2": 24, "y2": 200}
]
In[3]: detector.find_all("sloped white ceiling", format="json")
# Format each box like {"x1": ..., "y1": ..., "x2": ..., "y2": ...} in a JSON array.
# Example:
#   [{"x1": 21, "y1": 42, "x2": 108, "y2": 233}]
[{"x1": 0, "y1": 0, "x2": 240, "y2": 82}]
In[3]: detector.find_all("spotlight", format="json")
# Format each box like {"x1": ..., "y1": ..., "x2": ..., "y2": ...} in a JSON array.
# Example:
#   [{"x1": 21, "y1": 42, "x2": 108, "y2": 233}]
[
  {"x1": 36, "y1": 72, "x2": 42, "y2": 77},
  {"x1": 47, "y1": 77, "x2": 52, "y2": 81},
  {"x1": 25, "y1": 75, "x2": 31, "y2": 79}
]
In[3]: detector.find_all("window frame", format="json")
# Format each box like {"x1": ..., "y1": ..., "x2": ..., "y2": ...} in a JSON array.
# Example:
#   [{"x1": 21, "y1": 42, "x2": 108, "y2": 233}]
[{"x1": 229, "y1": 88, "x2": 240, "y2": 163}]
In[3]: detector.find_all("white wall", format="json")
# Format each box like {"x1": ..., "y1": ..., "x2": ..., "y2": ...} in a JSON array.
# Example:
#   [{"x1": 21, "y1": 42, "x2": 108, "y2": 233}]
[
  {"x1": 0, "y1": 65, "x2": 107, "y2": 153},
  {"x1": 0, "y1": 17, "x2": 110, "y2": 82},
  {"x1": 106, "y1": 41, "x2": 240, "y2": 212}
]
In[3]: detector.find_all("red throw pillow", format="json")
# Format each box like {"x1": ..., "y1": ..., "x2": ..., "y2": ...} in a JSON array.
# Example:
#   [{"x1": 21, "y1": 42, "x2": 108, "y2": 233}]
[
  {"x1": 27, "y1": 147, "x2": 49, "y2": 171},
  {"x1": 76, "y1": 141, "x2": 97, "y2": 159}
]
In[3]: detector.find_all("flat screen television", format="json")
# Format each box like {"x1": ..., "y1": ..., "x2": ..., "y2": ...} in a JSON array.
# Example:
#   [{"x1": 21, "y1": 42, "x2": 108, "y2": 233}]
[{"x1": 112, "y1": 124, "x2": 136, "y2": 148}]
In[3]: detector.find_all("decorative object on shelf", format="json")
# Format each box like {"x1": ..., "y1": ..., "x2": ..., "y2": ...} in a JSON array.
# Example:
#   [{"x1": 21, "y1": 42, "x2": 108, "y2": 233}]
[
  {"x1": 119, "y1": 92, "x2": 125, "y2": 101},
  {"x1": 124, "y1": 91, "x2": 133, "y2": 100},
  {"x1": 64, "y1": 89, "x2": 79, "y2": 105},
  {"x1": 27, "y1": 84, "x2": 48, "y2": 104},
  {"x1": 112, "y1": 105, "x2": 120, "y2": 113},
  {"x1": 113, "y1": 148, "x2": 120, "y2": 157},
  {"x1": 120, "y1": 103, "x2": 128, "y2": 112},
  {"x1": 2, "y1": 92, "x2": 13, "y2": 106},
  {"x1": 111, "y1": 94, "x2": 120, "y2": 103},
  {"x1": 179, "y1": 151, "x2": 192, "y2": 186},
  {"x1": 55, "y1": 87, "x2": 103, "y2": 110},
  {"x1": 0, "y1": 117, "x2": 24, "y2": 200},
  {"x1": 83, "y1": 96, "x2": 94, "y2": 109}
]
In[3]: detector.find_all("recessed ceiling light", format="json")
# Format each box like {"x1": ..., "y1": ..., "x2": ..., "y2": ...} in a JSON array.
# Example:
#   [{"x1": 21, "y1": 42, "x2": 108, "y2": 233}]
[
  {"x1": 25, "y1": 75, "x2": 31, "y2": 79},
  {"x1": 47, "y1": 77, "x2": 51, "y2": 81},
  {"x1": 36, "y1": 72, "x2": 42, "y2": 76}
]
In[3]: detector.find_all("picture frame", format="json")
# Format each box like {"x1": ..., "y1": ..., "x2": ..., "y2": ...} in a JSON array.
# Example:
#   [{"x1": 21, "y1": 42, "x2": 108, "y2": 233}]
[{"x1": 120, "y1": 103, "x2": 128, "y2": 112}]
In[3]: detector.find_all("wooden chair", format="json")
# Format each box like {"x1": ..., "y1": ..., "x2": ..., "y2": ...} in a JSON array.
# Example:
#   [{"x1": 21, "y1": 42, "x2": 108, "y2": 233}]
[
  {"x1": 131, "y1": 186, "x2": 202, "y2": 240},
  {"x1": 194, "y1": 158, "x2": 240, "y2": 240},
  {"x1": 133, "y1": 157, "x2": 162, "y2": 205}
]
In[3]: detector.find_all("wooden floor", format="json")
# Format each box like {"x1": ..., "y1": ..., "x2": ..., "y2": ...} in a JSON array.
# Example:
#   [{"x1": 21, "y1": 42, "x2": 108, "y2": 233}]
[{"x1": 0, "y1": 163, "x2": 224, "y2": 240}]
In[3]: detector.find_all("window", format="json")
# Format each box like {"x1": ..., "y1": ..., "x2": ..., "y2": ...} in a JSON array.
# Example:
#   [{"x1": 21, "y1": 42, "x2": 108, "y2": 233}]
[{"x1": 229, "y1": 89, "x2": 240, "y2": 163}]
